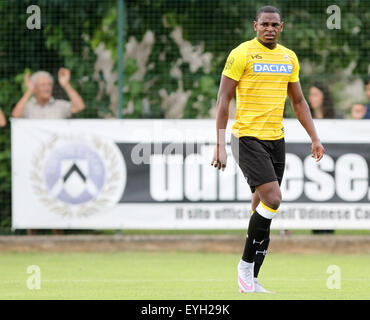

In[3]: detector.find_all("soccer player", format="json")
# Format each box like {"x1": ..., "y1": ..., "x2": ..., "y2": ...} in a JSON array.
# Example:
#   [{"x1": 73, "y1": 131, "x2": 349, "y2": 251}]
[{"x1": 211, "y1": 6, "x2": 325, "y2": 293}]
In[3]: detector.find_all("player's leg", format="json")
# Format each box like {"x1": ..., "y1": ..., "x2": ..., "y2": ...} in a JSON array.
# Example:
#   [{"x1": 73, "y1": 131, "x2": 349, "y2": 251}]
[
  {"x1": 256, "y1": 180, "x2": 282, "y2": 211},
  {"x1": 254, "y1": 181, "x2": 281, "y2": 282},
  {"x1": 251, "y1": 190, "x2": 260, "y2": 212},
  {"x1": 239, "y1": 181, "x2": 280, "y2": 293},
  {"x1": 238, "y1": 182, "x2": 281, "y2": 293},
  {"x1": 249, "y1": 191, "x2": 261, "y2": 275},
  {"x1": 237, "y1": 188, "x2": 260, "y2": 292},
  {"x1": 231, "y1": 135, "x2": 279, "y2": 292},
  {"x1": 252, "y1": 140, "x2": 285, "y2": 292},
  {"x1": 242, "y1": 181, "x2": 280, "y2": 266}
]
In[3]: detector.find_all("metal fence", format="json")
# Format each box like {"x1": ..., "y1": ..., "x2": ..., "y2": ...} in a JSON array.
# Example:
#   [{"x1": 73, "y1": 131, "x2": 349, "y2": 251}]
[{"x1": 0, "y1": 0, "x2": 369, "y2": 233}]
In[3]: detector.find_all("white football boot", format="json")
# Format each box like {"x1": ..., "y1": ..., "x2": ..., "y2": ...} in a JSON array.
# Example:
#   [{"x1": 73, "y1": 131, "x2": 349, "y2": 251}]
[
  {"x1": 254, "y1": 278, "x2": 275, "y2": 293},
  {"x1": 237, "y1": 260, "x2": 255, "y2": 293}
]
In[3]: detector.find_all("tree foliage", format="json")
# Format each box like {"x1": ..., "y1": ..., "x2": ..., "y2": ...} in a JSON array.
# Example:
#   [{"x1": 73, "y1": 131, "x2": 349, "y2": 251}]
[{"x1": 0, "y1": 0, "x2": 368, "y2": 231}]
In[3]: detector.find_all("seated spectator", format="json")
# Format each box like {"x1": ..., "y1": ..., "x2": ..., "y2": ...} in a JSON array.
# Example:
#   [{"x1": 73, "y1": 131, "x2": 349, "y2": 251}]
[
  {"x1": 351, "y1": 78, "x2": 370, "y2": 119},
  {"x1": 0, "y1": 109, "x2": 6, "y2": 127},
  {"x1": 308, "y1": 81, "x2": 343, "y2": 119},
  {"x1": 13, "y1": 68, "x2": 85, "y2": 235},
  {"x1": 351, "y1": 104, "x2": 367, "y2": 119},
  {"x1": 12, "y1": 68, "x2": 84, "y2": 119}
]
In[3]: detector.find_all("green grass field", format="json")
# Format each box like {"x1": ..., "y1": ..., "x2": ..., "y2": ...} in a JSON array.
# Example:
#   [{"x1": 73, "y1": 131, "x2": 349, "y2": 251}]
[{"x1": 1, "y1": 252, "x2": 369, "y2": 300}]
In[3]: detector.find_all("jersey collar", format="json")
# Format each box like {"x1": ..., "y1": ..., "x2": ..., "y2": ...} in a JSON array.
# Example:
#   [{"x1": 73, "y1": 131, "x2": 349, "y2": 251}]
[{"x1": 253, "y1": 37, "x2": 279, "y2": 51}]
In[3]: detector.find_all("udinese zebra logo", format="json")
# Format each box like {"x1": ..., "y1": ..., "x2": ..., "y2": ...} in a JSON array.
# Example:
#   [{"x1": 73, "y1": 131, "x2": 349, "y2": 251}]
[
  {"x1": 45, "y1": 144, "x2": 105, "y2": 205},
  {"x1": 31, "y1": 134, "x2": 126, "y2": 218}
]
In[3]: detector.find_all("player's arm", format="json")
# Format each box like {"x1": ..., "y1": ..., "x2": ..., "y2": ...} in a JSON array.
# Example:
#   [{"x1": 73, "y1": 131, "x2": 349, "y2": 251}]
[
  {"x1": 211, "y1": 75, "x2": 238, "y2": 170},
  {"x1": 287, "y1": 81, "x2": 325, "y2": 162},
  {"x1": 212, "y1": 46, "x2": 246, "y2": 171}
]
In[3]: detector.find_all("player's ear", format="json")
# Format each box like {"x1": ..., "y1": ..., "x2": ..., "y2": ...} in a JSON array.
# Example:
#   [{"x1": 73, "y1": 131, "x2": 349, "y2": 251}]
[
  {"x1": 253, "y1": 21, "x2": 257, "y2": 31},
  {"x1": 279, "y1": 21, "x2": 284, "y2": 32}
]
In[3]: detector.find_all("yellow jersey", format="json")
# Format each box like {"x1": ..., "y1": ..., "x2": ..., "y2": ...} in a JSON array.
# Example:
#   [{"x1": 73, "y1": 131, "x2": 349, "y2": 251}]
[{"x1": 222, "y1": 37, "x2": 300, "y2": 140}]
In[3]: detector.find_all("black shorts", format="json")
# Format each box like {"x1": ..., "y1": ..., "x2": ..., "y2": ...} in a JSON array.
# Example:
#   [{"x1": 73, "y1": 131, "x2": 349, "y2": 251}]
[{"x1": 231, "y1": 134, "x2": 285, "y2": 193}]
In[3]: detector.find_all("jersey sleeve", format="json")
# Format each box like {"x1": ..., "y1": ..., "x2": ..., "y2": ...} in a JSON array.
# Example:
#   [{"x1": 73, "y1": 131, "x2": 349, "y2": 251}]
[
  {"x1": 289, "y1": 51, "x2": 300, "y2": 83},
  {"x1": 222, "y1": 46, "x2": 247, "y2": 82}
]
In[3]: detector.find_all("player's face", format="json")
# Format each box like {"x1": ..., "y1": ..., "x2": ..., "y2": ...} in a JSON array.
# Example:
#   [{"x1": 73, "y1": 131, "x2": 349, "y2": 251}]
[
  {"x1": 34, "y1": 76, "x2": 53, "y2": 100},
  {"x1": 309, "y1": 86, "x2": 324, "y2": 109},
  {"x1": 254, "y1": 13, "x2": 283, "y2": 44}
]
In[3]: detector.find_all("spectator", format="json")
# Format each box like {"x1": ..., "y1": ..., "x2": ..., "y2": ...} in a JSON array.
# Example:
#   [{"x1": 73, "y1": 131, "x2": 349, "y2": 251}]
[
  {"x1": 0, "y1": 109, "x2": 6, "y2": 127},
  {"x1": 308, "y1": 81, "x2": 342, "y2": 119},
  {"x1": 12, "y1": 68, "x2": 84, "y2": 119},
  {"x1": 351, "y1": 104, "x2": 368, "y2": 119},
  {"x1": 351, "y1": 78, "x2": 370, "y2": 119},
  {"x1": 13, "y1": 68, "x2": 85, "y2": 235}
]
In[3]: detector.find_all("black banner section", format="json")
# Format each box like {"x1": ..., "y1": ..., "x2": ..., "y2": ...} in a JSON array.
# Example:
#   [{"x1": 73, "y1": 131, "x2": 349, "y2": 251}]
[{"x1": 117, "y1": 142, "x2": 370, "y2": 204}]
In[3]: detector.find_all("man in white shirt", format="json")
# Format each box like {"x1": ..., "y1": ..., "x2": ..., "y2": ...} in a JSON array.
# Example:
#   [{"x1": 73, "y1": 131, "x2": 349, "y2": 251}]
[
  {"x1": 12, "y1": 68, "x2": 85, "y2": 119},
  {"x1": 13, "y1": 68, "x2": 85, "y2": 235}
]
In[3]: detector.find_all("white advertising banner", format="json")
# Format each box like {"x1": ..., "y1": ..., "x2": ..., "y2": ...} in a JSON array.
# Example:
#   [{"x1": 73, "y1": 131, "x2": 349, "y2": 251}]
[{"x1": 11, "y1": 119, "x2": 370, "y2": 229}]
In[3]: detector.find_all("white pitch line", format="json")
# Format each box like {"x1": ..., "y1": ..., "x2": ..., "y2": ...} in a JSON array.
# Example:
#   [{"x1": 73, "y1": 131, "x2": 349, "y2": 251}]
[
  {"x1": 1, "y1": 279, "x2": 227, "y2": 284},
  {"x1": 1, "y1": 278, "x2": 370, "y2": 284}
]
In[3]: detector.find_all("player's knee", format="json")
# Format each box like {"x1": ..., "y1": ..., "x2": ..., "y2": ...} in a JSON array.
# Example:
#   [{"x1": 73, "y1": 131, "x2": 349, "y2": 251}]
[
  {"x1": 269, "y1": 199, "x2": 280, "y2": 210},
  {"x1": 258, "y1": 182, "x2": 281, "y2": 210},
  {"x1": 266, "y1": 192, "x2": 281, "y2": 210}
]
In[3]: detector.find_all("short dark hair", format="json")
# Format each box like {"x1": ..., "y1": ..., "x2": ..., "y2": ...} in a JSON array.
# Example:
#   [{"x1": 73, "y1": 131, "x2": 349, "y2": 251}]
[
  {"x1": 256, "y1": 6, "x2": 282, "y2": 21},
  {"x1": 365, "y1": 77, "x2": 370, "y2": 86}
]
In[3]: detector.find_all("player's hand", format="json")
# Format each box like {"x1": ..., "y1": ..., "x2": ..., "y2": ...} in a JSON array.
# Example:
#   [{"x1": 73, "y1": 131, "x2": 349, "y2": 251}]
[
  {"x1": 58, "y1": 68, "x2": 71, "y2": 88},
  {"x1": 311, "y1": 140, "x2": 325, "y2": 162},
  {"x1": 211, "y1": 145, "x2": 227, "y2": 171},
  {"x1": 24, "y1": 72, "x2": 34, "y2": 93}
]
